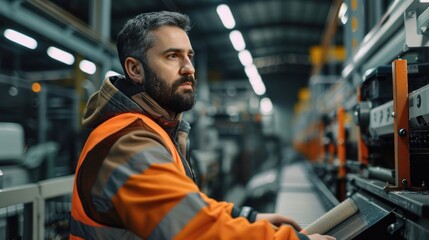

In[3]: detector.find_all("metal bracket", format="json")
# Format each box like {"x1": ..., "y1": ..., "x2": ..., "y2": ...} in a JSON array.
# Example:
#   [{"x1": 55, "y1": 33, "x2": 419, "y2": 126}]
[
  {"x1": 384, "y1": 59, "x2": 411, "y2": 192},
  {"x1": 404, "y1": 4, "x2": 429, "y2": 49}
]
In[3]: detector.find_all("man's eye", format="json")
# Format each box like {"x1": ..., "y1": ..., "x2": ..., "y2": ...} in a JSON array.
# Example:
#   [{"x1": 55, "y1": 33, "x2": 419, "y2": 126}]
[{"x1": 168, "y1": 53, "x2": 178, "y2": 59}]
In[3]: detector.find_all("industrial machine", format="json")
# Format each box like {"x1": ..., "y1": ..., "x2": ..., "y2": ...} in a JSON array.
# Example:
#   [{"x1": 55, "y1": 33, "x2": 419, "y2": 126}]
[
  {"x1": 291, "y1": 1, "x2": 429, "y2": 239},
  {"x1": 309, "y1": 60, "x2": 429, "y2": 239}
]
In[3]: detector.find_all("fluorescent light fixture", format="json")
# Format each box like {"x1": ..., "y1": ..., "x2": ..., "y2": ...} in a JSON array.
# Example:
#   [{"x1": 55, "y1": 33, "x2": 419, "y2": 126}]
[
  {"x1": 79, "y1": 60, "x2": 96, "y2": 74},
  {"x1": 245, "y1": 64, "x2": 266, "y2": 95},
  {"x1": 249, "y1": 75, "x2": 266, "y2": 95},
  {"x1": 229, "y1": 30, "x2": 246, "y2": 51},
  {"x1": 216, "y1": 4, "x2": 235, "y2": 29},
  {"x1": 105, "y1": 70, "x2": 121, "y2": 78},
  {"x1": 244, "y1": 64, "x2": 259, "y2": 79},
  {"x1": 260, "y1": 97, "x2": 273, "y2": 114},
  {"x1": 3, "y1": 29, "x2": 37, "y2": 49},
  {"x1": 238, "y1": 50, "x2": 253, "y2": 66},
  {"x1": 47, "y1": 46, "x2": 75, "y2": 65},
  {"x1": 338, "y1": 3, "x2": 348, "y2": 24},
  {"x1": 420, "y1": 0, "x2": 429, "y2": 2}
]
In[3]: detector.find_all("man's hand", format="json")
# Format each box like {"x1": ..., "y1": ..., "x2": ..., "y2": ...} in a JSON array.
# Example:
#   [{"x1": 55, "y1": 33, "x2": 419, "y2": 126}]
[
  {"x1": 255, "y1": 213, "x2": 336, "y2": 240},
  {"x1": 255, "y1": 213, "x2": 302, "y2": 231}
]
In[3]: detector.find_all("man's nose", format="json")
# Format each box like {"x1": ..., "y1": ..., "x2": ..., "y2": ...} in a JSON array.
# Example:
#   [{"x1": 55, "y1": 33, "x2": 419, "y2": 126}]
[{"x1": 180, "y1": 59, "x2": 195, "y2": 75}]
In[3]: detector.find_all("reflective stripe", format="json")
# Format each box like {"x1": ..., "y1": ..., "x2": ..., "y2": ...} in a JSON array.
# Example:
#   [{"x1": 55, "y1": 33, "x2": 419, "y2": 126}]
[
  {"x1": 70, "y1": 217, "x2": 141, "y2": 240},
  {"x1": 148, "y1": 192, "x2": 207, "y2": 240},
  {"x1": 92, "y1": 147, "x2": 172, "y2": 212}
]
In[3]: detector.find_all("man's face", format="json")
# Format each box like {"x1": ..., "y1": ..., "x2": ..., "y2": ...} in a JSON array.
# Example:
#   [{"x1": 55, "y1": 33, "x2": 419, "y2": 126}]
[{"x1": 143, "y1": 26, "x2": 196, "y2": 113}]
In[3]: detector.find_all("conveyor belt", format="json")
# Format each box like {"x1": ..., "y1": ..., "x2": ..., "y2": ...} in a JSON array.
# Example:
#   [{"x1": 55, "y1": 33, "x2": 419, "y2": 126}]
[
  {"x1": 275, "y1": 163, "x2": 399, "y2": 238},
  {"x1": 275, "y1": 162, "x2": 337, "y2": 227}
]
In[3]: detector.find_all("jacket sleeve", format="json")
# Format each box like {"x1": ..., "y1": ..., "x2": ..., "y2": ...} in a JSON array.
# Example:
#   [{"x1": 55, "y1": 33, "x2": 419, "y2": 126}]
[
  {"x1": 201, "y1": 194, "x2": 259, "y2": 222},
  {"x1": 96, "y1": 130, "x2": 305, "y2": 240}
]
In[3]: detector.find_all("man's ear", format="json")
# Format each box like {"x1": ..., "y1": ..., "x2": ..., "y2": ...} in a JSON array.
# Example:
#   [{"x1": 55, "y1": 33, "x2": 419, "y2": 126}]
[{"x1": 124, "y1": 57, "x2": 145, "y2": 85}]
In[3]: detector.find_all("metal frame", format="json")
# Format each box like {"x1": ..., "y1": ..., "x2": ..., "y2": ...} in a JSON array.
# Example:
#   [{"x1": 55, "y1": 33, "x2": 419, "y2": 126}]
[
  {"x1": 342, "y1": 0, "x2": 414, "y2": 81},
  {"x1": 391, "y1": 59, "x2": 411, "y2": 190},
  {"x1": 0, "y1": 183, "x2": 39, "y2": 240},
  {"x1": 336, "y1": 106, "x2": 347, "y2": 201},
  {"x1": 0, "y1": 175, "x2": 74, "y2": 240},
  {"x1": 37, "y1": 175, "x2": 74, "y2": 240},
  {"x1": 342, "y1": 0, "x2": 429, "y2": 87},
  {"x1": 404, "y1": 5, "x2": 429, "y2": 48}
]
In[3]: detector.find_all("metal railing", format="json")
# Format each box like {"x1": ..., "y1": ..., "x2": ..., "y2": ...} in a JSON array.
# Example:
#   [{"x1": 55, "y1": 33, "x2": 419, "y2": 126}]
[{"x1": 0, "y1": 175, "x2": 74, "y2": 240}]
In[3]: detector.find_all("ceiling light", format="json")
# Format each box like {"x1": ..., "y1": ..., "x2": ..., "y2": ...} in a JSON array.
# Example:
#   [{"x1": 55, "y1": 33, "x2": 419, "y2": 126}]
[
  {"x1": 260, "y1": 97, "x2": 273, "y2": 115},
  {"x1": 229, "y1": 30, "x2": 246, "y2": 51},
  {"x1": 244, "y1": 64, "x2": 259, "y2": 79},
  {"x1": 3, "y1": 29, "x2": 37, "y2": 49},
  {"x1": 216, "y1": 4, "x2": 235, "y2": 29},
  {"x1": 245, "y1": 64, "x2": 266, "y2": 95},
  {"x1": 338, "y1": 3, "x2": 348, "y2": 25},
  {"x1": 79, "y1": 60, "x2": 96, "y2": 74},
  {"x1": 238, "y1": 50, "x2": 253, "y2": 66},
  {"x1": 47, "y1": 46, "x2": 75, "y2": 65},
  {"x1": 249, "y1": 75, "x2": 266, "y2": 95}
]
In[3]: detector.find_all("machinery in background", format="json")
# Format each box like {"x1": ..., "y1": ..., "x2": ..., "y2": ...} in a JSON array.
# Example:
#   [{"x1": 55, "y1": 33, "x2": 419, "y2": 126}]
[
  {"x1": 0, "y1": 75, "x2": 81, "y2": 178},
  {"x1": 0, "y1": 122, "x2": 59, "y2": 187},
  {"x1": 354, "y1": 62, "x2": 429, "y2": 189},
  {"x1": 309, "y1": 60, "x2": 429, "y2": 239},
  {"x1": 0, "y1": 75, "x2": 81, "y2": 239},
  {"x1": 291, "y1": 0, "x2": 429, "y2": 239},
  {"x1": 190, "y1": 113, "x2": 284, "y2": 213}
]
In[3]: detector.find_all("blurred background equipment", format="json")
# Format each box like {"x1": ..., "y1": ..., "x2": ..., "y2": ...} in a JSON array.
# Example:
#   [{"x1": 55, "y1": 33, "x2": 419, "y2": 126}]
[
  {"x1": 0, "y1": 0, "x2": 428, "y2": 239},
  {"x1": 290, "y1": 1, "x2": 429, "y2": 239}
]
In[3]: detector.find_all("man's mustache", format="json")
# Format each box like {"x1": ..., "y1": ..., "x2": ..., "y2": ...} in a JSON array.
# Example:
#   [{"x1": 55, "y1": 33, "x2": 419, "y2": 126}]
[{"x1": 173, "y1": 75, "x2": 196, "y2": 89}]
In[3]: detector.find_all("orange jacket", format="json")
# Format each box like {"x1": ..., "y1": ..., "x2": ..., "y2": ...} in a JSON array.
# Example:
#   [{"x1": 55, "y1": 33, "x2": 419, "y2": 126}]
[{"x1": 70, "y1": 112, "x2": 304, "y2": 239}]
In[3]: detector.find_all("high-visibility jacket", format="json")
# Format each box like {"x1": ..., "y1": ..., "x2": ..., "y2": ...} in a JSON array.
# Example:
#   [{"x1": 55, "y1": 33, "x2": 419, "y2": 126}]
[{"x1": 70, "y1": 112, "x2": 303, "y2": 240}]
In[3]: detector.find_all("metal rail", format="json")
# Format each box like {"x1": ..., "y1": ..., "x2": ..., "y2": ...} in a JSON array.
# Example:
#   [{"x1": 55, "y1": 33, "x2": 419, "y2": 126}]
[{"x1": 0, "y1": 175, "x2": 74, "y2": 240}]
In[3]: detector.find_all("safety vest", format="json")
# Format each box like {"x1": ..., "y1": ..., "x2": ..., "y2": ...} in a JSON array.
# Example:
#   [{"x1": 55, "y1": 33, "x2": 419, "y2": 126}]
[
  {"x1": 69, "y1": 112, "x2": 302, "y2": 240},
  {"x1": 70, "y1": 113, "x2": 185, "y2": 239}
]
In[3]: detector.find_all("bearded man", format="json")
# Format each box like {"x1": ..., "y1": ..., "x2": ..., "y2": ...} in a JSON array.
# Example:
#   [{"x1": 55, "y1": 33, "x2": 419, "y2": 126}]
[{"x1": 69, "y1": 11, "x2": 334, "y2": 240}]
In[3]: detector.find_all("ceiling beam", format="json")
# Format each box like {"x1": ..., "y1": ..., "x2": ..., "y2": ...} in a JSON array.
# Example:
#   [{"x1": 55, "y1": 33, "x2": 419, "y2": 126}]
[
  {"x1": 112, "y1": 15, "x2": 326, "y2": 35},
  {"x1": 159, "y1": 0, "x2": 181, "y2": 12},
  {"x1": 0, "y1": 1, "x2": 122, "y2": 72},
  {"x1": 112, "y1": 0, "x2": 333, "y2": 17},
  {"x1": 195, "y1": 38, "x2": 320, "y2": 55},
  {"x1": 183, "y1": 0, "x2": 333, "y2": 12}
]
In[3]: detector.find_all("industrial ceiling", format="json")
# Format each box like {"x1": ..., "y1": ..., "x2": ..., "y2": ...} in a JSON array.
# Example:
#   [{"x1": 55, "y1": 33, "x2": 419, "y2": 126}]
[{"x1": 0, "y1": 0, "x2": 343, "y2": 111}]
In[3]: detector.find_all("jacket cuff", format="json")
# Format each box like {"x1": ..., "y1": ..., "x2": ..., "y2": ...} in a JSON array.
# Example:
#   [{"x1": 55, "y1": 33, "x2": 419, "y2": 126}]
[
  {"x1": 296, "y1": 231, "x2": 310, "y2": 240},
  {"x1": 231, "y1": 206, "x2": 258, "y2": 223}
]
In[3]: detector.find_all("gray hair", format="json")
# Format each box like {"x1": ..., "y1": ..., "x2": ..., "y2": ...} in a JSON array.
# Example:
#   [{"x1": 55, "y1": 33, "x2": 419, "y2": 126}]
[{"x1": 116, "y1": 11, "x2": 192, "y2": 76}]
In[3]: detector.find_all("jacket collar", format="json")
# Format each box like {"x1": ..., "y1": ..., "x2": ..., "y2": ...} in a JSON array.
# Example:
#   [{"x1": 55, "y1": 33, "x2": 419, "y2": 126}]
[
  {"x1": 131, "y1": 92, "x2": 181, "y2": 129},
  {"x1": 112, "y1": 75, "x2": 182, "y2": 129}
]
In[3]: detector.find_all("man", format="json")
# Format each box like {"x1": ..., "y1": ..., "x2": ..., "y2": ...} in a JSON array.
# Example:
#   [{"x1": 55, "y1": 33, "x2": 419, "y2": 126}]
[{"x1": 70, "y1": 11, "x2": 335, "y2": 240}]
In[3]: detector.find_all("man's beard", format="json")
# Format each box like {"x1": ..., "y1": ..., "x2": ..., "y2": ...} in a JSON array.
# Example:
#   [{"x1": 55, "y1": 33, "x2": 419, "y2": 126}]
[{"x1": 144, "y1": 67, "x2": 196, "y2": 113}]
